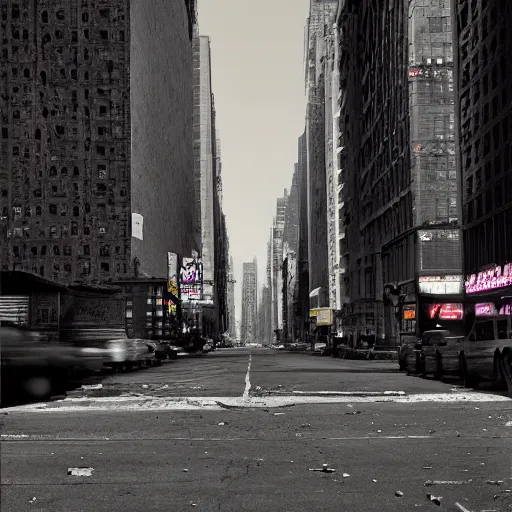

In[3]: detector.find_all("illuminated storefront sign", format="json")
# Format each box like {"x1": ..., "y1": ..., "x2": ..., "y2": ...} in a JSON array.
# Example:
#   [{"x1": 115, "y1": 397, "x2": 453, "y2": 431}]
[
  {"x1": 475, "y1": 302, "x2": 512, "y2": 317},
  {"x1": 465, "y1": 263, "x2": 512, "y2": 294},
  {"x1": 475, "y1": 303, "x2": 498, "y2": 317},
  {"x1": 403, "y1": 308, "x2": 416, "y2": 321},
  {"x1": 428, "y1": 303, "x2": 464, "y2": 321},
  {"x1": 418, "y1": 275, "x2": 463, "y2": 295},
  {"x1": 180, "y1": 250, "x2": 204, "y2": 303}
]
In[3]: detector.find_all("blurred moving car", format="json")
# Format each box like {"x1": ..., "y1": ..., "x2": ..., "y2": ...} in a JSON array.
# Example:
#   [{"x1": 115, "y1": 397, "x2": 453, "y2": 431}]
[{"x1": 1, "y1": 325, "x2": 78, "y2": 404}]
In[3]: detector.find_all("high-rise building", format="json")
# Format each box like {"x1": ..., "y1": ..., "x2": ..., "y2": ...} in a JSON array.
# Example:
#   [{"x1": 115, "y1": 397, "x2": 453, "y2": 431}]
[
  {"x1": 282, "y1": 169, "x2": 299, "y2": 342},
  {"x1": 0, "y1": 0, "x2": 198, "y2": 284},
  {"x1": 453, "y1": 0, "x2": 512, "y2": 302},
  {"x1": 304, "y1": 0, "x2": 337, "y2": 312},
  {"x1": 227, "y1": 256, "x2": 236, "y2": 340},
  {"x1": 241, "y1": 258, "x2": 258, "y2": 344},
  {"x1": 337, "y1": 0, "x2": 462, "y2": 345}
]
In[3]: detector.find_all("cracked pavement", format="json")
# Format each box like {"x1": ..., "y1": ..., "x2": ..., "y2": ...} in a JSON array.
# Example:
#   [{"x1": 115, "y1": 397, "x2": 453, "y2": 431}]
[{"x1": 2, "y1": 348, "x2": 512, "y2": 511}]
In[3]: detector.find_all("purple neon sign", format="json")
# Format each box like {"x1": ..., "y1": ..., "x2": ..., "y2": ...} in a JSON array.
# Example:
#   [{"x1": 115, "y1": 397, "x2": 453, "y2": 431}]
[{"x1": 465, "y1": 263, "x2": 512, "y2": 294}]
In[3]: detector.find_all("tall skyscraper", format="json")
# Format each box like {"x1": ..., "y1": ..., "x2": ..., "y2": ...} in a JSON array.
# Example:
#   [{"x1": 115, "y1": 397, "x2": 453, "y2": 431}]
[
  {"x1": 337, "y1": 0, "x2": 462, "y2": 344},
  {"x1": 227, "y1": 256, "x2": 236, "y2": 340},
  {"x1": 241, "y1": 258, "x2": 258, "y2": 344},
  {"x1": 304, "y1": 0, "x2": 337, "y2": 311},
  {"x1": 0, "y1": 0, "x2": 198, "y2": 284},
  {"x1": 453, "y1": 0, "x2": 512, "y2": 298}
]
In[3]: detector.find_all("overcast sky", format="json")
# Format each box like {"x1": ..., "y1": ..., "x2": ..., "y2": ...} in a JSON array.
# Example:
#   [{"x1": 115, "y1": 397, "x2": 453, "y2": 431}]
[{"x1": 197, "y1": 0, "x2": 310, "y2": 325}]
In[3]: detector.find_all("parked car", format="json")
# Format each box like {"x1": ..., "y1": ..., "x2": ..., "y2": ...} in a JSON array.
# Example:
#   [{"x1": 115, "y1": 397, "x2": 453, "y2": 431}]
[
  {"x1": 419, "y1": 330, "x2": 464, "y2": 381},
  {"x1": 398, "y1": 335, "x2": 417, "y2": 371}
]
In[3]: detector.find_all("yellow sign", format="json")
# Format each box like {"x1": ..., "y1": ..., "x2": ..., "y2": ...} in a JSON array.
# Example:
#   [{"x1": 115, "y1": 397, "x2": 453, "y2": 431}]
[
  {"x1": 168, "y1": 279, "x2": 178, "y2": 296},
  {"x1": 309, "y1": 308, "x2": 333, "y2": 326}
]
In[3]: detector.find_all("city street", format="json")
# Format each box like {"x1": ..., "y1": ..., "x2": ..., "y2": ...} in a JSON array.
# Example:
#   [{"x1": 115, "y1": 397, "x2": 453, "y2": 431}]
[{"x1": 2, "y1": 348, "x2": 512, "y2": 512}]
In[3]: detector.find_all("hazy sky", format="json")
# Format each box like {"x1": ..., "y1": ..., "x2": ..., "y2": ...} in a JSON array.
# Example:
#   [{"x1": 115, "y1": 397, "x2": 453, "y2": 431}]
[{"x1": 197, "y1": 0, "x2": 310, "y2": 324}]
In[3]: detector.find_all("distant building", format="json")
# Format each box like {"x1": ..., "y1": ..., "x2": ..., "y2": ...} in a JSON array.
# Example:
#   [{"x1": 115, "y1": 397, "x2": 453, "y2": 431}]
[
  {"x1": 241, "y1": 258, "x2": 258, "y2": 344},
  {"x1": 227, "y1": 256, "x2": 236, "y2": 340},
  {"x1": 0, "y1": 0, "x2": 198, "y2": 284}
]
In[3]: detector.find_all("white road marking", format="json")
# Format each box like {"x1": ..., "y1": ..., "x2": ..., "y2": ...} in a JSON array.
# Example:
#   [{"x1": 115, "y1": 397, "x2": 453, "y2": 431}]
[
  {"x1": 2, "y1": 391, "x2": 511, "y2": 414},
  {"x1": 243, "y1": 354, "x2": 252, "y2": 400},
  {"x1": 287, "y1": 391, "x2": 406, "y2": 396},
  {"x1": 68, "y1": 467, "x2": 94, "y2": 477}
]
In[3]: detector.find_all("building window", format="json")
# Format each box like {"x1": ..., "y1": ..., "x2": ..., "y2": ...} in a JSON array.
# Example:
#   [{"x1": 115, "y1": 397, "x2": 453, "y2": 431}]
[
  {"x1": 49, "y1": 204, "x2": 57, "y2": 215},
  {"x1": 101, "y1": 262, "x2": 110, "y2": 272},
  {"x1": 83, "y1": 245, "x2": 90, "y2": 256},
  {"x1": 53, "y1": 245, "x2": 60, "y2": 256}
]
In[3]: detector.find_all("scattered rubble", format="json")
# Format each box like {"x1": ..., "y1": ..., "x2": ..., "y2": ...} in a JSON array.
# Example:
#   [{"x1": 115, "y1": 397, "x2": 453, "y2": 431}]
[
  {"x1": 426, "y1": 493, "x2": 442, "y2": 506},
  {"x1": 29, "y1": 497, "x2": 36, "y2": 504},
  {"x1": 309, "y1": 464, "x2": 336, "y2": 473},
  {"x1": 68, "y1": 467, "x2": 94, "y2": 477},
  {"x1": 486, "y1": 480, "x2": 504, "y2": 486},
  {"x1": 218, "y1": 422, "x2": 227, "y2": 426},
  {"x1": 81, "y1": 384, "x2": 102, "y2": 391},
  {"x1": 395, "y1": 491, "x2": 403, "y2": 497}
]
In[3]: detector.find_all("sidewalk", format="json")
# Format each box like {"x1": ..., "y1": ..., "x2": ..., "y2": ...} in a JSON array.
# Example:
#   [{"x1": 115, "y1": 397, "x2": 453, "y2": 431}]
[{"x1": 290, "y1": 346, "x2": 398, "y2": 361}]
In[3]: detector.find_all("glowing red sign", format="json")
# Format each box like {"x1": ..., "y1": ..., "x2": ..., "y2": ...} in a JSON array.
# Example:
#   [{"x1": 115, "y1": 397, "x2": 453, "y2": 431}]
[
  {"x1": 465, "y1": 263, "x2": 512, "y2": 294},
  {"x1": 429, "y1": 303, "x2": 464, "y2": 320}
]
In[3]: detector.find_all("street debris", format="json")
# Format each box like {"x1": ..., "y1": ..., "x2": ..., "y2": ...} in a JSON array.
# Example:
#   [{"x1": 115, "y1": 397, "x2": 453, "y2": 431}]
[
  {"x1": 142, "y1": 385, "x2": 149, "y2": 389},
  {"x1": 68, "y1": 467, "x2": 94, "y2": 477},
  {"x1": 456, "y1": 431, "x2": 461, "y2": 437},
  {"x1": 183, "y1": 469, "x2": 189, "y2": 472},
  {"x1": 309, "y1": 464, "x2": 336, "y2": 473},
  {"x1": 157, "y1": 385, "x2": 169, "y2": 390},
  {"x1": 372, "y1": 479, "x2": 377, "y2": 483},
  {"x1": 29, "y1": 497, "x2": 36, "y2": 504},
  {"x1": 377, "y1": 429, "x2": 382, "y2": 433},
  {"x1": 426, "y1": 493, "x2": 442, "y2": 506},
  {"x1": 273, "y1": 413, "x2": 286, "y2": 416},
  {"x1": 425, "y1": 480, "x2": 472, "y2": 486},
  {"x1": 423, "y1": 466, "x2": 433, "y2": 469},
  {"x1": 395, "y1": 491, "x2": 403, "y2": 497},
  {"x1": 454, "y1": 502, "x2": 471, "y2": 512},
  {"x1": 255, "y1": 386, "x2": 262, "y2": 392},
  {"x1": 505, "y1": 421, "x2": 512, "y2": 426},
  {"x1": 345, "y1": 410, "x2": 361, "y2": 415},
  {"x1": 301, "y1": 423, "x2": 311, "y2": 428},
  {"x1": 486, "y1": 480, "x2": 504, "y2": 486},
  {"x1": 81, "y1": 384, "x2": 102, "y2": 391},
  {"x1": 218, "y1": 422, "x2": 227, "y2": 426},
  {"x1": 429, "y1": 429, "x2": 436, "y2": 434},
  {"x1": 342, "y1": 473, "x2": 350, "y2": 478},
  {"x1": 493, "y1": 489, "x2": 512, "y2": 499}
]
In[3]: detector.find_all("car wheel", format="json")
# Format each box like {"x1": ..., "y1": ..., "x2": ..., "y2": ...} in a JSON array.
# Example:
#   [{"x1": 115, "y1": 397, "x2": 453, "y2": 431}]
[
  {"x1": 21, "y1": 372, "x2": 53, "y2": 402},
  {"x1": 498, "y1": 350, "x2": 512, "y2": 398},
  {"x1": 434, "y1": 354, "x2": 443, "y2": 381},
  {"x1": 460, "y1": 355, "x2": 477, "y2": 389}
]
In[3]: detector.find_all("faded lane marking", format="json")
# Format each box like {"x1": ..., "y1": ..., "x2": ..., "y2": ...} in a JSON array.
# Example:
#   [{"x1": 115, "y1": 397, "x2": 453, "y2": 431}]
[
  {"x1": 2, "y1": 392, "x2": 511, "y2": 413},
  {"x1": 243, "y1": 354, "x2": 252, "y2": 400},
  {"x1": 68, "y1": 467, "x2": 94, "y2": 477}
]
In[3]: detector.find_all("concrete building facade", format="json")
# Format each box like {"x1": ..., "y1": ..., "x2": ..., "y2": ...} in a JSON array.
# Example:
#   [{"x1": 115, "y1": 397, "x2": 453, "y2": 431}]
[
  {"x1": 336, "y1": 0, "x2": 462, "y2": 345},
  {"x1": 241, "y1": 258, "x2": 258, "y2": 345},
  {"x1": 0, "y1": 0, "x2": 198, "y2": 284}
]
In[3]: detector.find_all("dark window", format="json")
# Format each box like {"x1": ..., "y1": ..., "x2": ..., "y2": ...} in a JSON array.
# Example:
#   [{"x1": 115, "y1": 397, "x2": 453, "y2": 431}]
[
  {"x1": 73, "y1": 206, "x2": 79, "y2": 217},
  {"x1": 41, "y1": 245, "x2": 46, "y2": 256},
  {"x1": 56, "y1": 9, "x2": 65, "y2": 20},
  {"x1": 73, "y1": 166, "x2": 79, "y2": 176},
  {"x1": 101, "y1": 262, "x2": 110, "y2": 272},
  {"x1": 35, "y1": 206, "x2": 42, "y2": 215},
  {"x1": 53, "y1": 245, "x2": 60, "y2": 255},
  {"x1": 83, "y1": 245, "x2": 90, "y2": 256},
  {"x1": 49, "y1": 204, "x2": 57, "y2": 215},
  {"x1": 99, "y1": 105, "x2": 107, "y2": 115},
  {"x1": 41, "y1": 10, "x2": 48, "y2": 23},
  {"x1": 84, "y1": 226, "x2": 91, "y2": 235},
  {"x1": 100, "y1": 30, "x2": 108, "y2": 40},
  {"x1": 82, "y1": 12, "x2": 89, "y2": 22}
]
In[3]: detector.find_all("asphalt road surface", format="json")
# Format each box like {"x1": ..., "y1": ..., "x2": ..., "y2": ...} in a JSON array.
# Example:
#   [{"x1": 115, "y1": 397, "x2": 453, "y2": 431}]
[{"x1": 2, "y1": 347, "x2": 512, "y2": 512}]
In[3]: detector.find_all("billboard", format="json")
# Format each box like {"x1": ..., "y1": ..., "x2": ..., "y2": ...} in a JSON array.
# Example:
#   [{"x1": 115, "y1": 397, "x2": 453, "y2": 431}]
[
  {"x1": 180, "y1": 250, "x2": 205, "y2": 304},
  {"x1": 310, "y1": 308, "x2": 334, "y2": 326},
  {"x1": 167, "y1": 252, "x2": 179, "y2": 298}
]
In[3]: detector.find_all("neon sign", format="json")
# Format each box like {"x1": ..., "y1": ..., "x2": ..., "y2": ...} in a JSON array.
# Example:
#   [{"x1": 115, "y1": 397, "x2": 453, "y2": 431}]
[
  {"x1": 403, "y1": 309, "x2": 416, "y2": 320},
  {"x1": 475, "y1": 302, "x2": 512, "y2": 317},
  {"x1": 428, "y1": 303, "x2": 464, "y2": 321},
  {"x1": 465, "y1": 263, "x2": 512, "y2": 294},
  {"x1": 475, "y1": 303, "x2": 498, "y2": 316}
]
